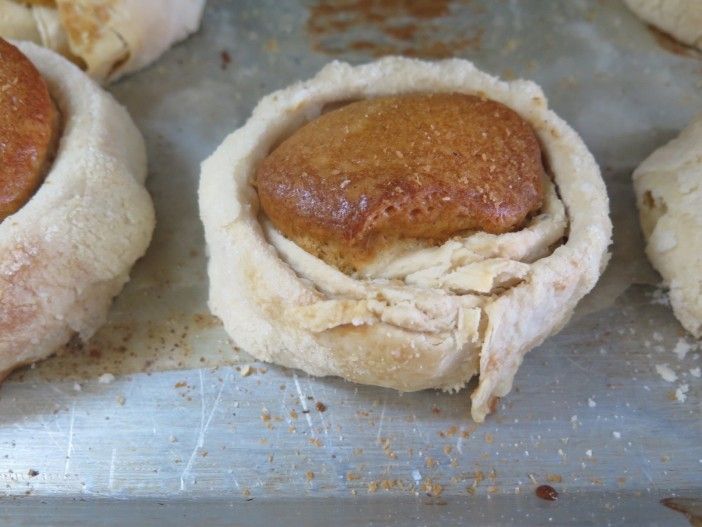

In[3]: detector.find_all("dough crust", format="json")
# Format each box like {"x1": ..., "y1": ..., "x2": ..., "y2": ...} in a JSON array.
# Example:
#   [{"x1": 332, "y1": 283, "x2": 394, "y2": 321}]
[
  {"x1": 199, "y1": 58, "x2": 612, "y2": 421},
  {"x1": 633, "y1": 116, "x2": 702, "y2": 338},
  {"x1": 0, "y1": 42, "x2": 155, "y2": 380},
  {"x1": 624, "y1": 0, "x2": 702, "y2": 50},
  {"x1": 0, "y1": 0, "x2": 206, "y2": 83}
]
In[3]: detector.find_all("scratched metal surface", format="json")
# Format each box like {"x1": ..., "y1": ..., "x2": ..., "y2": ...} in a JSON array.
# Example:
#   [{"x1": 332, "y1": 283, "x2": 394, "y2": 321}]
[{"x1": 1, "y1": 1, "x2": 701, "y2": 525}]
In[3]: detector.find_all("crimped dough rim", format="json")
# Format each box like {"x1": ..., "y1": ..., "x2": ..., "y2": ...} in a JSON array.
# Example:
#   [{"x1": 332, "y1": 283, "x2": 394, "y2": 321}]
[
  {"x1": 0, "y1": 42, "x2": 155, "y2": 379},
  {"x1": 199, "y1": 57, "x2": 611, "y2": 421}
]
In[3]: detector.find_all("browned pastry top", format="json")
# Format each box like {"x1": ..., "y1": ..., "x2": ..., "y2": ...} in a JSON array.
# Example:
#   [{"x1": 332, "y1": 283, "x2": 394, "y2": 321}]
[
  {"x1": 255, "y1": 92, "x2": 545, "y2": 272},
  {"x1": 0, "y1": 38, "x2": 60, "y2": 222}
]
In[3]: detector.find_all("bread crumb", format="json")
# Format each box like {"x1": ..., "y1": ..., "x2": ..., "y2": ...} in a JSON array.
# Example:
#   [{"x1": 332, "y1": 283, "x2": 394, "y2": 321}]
[
  {"x1": 655, "y1": 363, "x2": 677, "y2": 383},
  {"x1": 673, "y1": 338, "x2": 693, "y2": 361},
  {"x1": 675, "y1": 384, "x2": 689, "y2": 403},
  {"x1": 98, "y1": 373, "x2": 115, "y2": 384},
  {"x1": 240, "y1": 365, "x2": 252, "y2": 377},
  {"x1": 690, "y1": 367, "x2": 701, "y2": 378},
  {"x1": 587, "y1": 398, "x2": 596, "y2": 408}
]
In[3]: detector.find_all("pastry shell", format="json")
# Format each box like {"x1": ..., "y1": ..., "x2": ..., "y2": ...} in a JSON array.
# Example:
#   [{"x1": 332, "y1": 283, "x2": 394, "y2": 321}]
[
  {"x1": 0, "y1": 42, "x2": 155, "y2": 380},
  {"x1": 199, "y1": 58, "x2": 612, "y2": 421}
]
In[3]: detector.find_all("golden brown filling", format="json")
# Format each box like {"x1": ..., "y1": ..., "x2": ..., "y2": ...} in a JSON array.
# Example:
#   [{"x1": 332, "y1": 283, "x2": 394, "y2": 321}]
[
  {"x1": 0, "y1": 37, "x2": 60, "y2": 222},
  {"x1": 255, "y1": 93, "x2": 545, "y2": 273}
]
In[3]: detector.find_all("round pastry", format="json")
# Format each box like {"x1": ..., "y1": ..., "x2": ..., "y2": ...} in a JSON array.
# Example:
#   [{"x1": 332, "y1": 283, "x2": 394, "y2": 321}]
[
  {"x1": 0, "y1": 0, "x2": 206, "y2": 83},
  {"x1": 633, "y1": 116, "x2": 702, "y2": 338},
  {"x1": 199, "y1": 58, "x2": 612, "y2": 422},
  {"x1": 624, "y1": 0, "x2": 702, "y2": 50},
  {"x1": 0, "y1": 39, "x2": 155, "y2": 380}
]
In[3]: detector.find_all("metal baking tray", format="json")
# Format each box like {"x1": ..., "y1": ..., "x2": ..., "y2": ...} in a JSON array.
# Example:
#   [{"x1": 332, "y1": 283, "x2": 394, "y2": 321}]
[{"x1": 1, "y1": 1, "x2": 700, "y2": 525}]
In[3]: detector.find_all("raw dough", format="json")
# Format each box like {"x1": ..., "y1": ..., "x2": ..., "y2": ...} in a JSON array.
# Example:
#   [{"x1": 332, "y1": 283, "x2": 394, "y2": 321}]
[
  {"x1": 633, "y1": 116, "x2": 702, "y2": 338},
  {"x1": 0, "y1": 0, "x2": 206, "y2": 83},
  {"x1": 0, "y1": 41, "x2": 155, "y2": 380},
  {"x1": 199, "y1": 58, "x2": 612, "y2": 421},
  {"x1": 624, "y1": 0, "x2": 702, "y2": 50}
]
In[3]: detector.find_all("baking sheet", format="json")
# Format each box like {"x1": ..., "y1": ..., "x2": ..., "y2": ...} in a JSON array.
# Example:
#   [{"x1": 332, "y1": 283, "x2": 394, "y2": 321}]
[{"x1": 1, "y1": 0, "x2": 701, "y2": 525}]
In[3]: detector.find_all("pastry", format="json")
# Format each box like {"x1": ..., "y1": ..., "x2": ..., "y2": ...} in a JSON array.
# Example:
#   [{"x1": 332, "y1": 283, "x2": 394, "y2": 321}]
[
  {"x1": 0, "y1": 0, "x2": 206, "y2": 83},
  {"x1": 624, "y1": 0, "x2": 702, "y2": 50},
  {"x1": 199, "y1": 58, "x2": 612, "y2": 421},
  {"x1": 633, "y1": 116, "x2": 702, "y2": 338},
  {"x1": 0, "y1": 39, "x2": 155, "y2": 380}
]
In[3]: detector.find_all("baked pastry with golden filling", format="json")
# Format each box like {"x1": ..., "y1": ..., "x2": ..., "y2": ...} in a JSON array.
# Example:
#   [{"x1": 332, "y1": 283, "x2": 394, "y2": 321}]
[
  {"x1": 199, "y1": 58, "x2": 612, "y2": 421},
  {"x1": 0, "y1": 39, "x2": 154, "y2": 380},
  {"x1": 256, "y1": 93, "x2": 544, "y2": 274},
  {"x1": 0, "y1": 0, "x2": 206, "y2": 83},
  {"x1": 0, "y1": 37, "x2": 60, "y2": 220}
]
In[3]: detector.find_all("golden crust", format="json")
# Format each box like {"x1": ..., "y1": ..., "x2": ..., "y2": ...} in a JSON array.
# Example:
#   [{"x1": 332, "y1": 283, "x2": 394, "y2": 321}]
[
  {"x1": 256, "y1": 93, "x2": 544, "y2": 272},
  {"x1": 0, "y1": 37, "x2": 60, "y2": 222}
]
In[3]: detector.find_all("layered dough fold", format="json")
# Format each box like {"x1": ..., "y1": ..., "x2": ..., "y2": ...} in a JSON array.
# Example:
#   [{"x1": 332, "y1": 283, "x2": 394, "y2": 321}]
[
  {"x1": 0, "y1": 42, "x2": 155, "y2": 379},
  {"x1": 0, "y1": 0, "x2": 206, "y2": 83},
  {"x1": 199, "y1": 58, "x2": 612, "y2": 421}
]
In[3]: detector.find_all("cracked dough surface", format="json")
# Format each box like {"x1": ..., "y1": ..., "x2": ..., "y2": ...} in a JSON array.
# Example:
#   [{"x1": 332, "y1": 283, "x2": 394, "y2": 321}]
[
  {"x1": 624, "y1": 0, "x2": 702, "y2": 50},
  {"x1": 633, "y1": 116, "x2": 702, "y2": 338},
  {"x1": 199, "y1": 58, "x2": 612, "y2": 422},
  {"x1": 0, "y1": 0, "x2": 206, "y2": 83},
  {"x1": 0, "y1": 41, "x2": 155, "y2": 380}
]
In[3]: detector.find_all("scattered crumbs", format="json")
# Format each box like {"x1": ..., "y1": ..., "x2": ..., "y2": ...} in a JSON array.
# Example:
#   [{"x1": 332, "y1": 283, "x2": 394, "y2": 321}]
[
  {"x1": 421, "y1": 479, "x2": 443, "y2": 497},
  {"x1": 289, "y1": 409, "x2": 298, "y2": 420},
  {"x1": 260, "y1": 409, "x2": 271, "y2": 422},
  {"x1": 367, "y1": 481, "x2": 379, "y2": 493},
  {"x1": 650, "y1": 286, "x2": 669, "y2": 306},
  {"x1": 220, "y1": 50, "x2": 231, "y2": 70},
  {"x1": 675, "y1": 384, "x2": 689, "y2": 403},
  {"x1": 558, "y1": 449, "x2": 566, "y2": 458},
  {"x1": 240, "y1": 365, "x2": 252, "y2": 377},
  {"x1": 169, "y1": 435, "x2": 177, "y2": 443},
  {"x1": 346, "y1": 472, "x2": 360, "y2": 481},
  {"x1": 242, "y1": 487, "x2": 251, "y2": 498},
  {"x1": 585, "y1": 449, "x2": 593, "y2": 458},
  {"x1": 673, "y1": 338, "x2": 693, "y2": 361},
  {"x1": 309, "y1": 438, "x2": 323, "y2": 448},
  {"x1": 652, "y1": 331, "x2": 663, "y2": 342},
  {"x1": 547, "y1": 474, "x2": 562, "y2": 483},
  {"x1": 484, "y1": 433, "x2": 494, "y2": 444},
  {"x1": 425, "y1": 457, "x2": 438, "y2": 469},
  {"x1": 587, "y1": 398, "x2": 596, "y2": 408},
  {"x1": 174, "y1": 381, "x2": 187, "y2": 388},
  {"x1": 528, "y1": 474, "x2": 538, "y2": 485},
  {"x1": 690, "y1": 367, "x2": 701, "y2": 378},
  {"x1": 27, "y1": 469, "x2": 39, "y2": 477},
  {"x1": 98, "y1": 373, "x2": 115, "y2": 384},
  {"x1": 116, "y1": 394, "x2": 126, "y2": 406},
  {"x1": 315, "y1": 401, "x2": 327, "y2": 413},
  {"x1": 613, "y1": 431, "x2": 621, "y2": 439},
  {"x1": 656, "y1": 364, "x2": 677, "y2": 383},
  {"x1": 306, "y1": 471, "x2": 315, "y2": 481},
  {"x1": 73, "y1": 382, "x2": 82, "y2": 392},
  {"x1": 443, "y1": 445, "x2": 452, "y2": 456}
]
